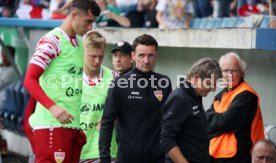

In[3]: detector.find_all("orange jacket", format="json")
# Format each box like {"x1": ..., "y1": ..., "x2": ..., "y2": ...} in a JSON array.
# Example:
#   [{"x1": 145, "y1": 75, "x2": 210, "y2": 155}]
[{"x1": 209, "y1": 82, "x2": 264, "y2": 158}]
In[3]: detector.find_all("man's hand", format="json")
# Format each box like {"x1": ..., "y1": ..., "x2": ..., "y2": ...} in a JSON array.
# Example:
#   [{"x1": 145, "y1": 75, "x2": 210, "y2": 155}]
[
  {"x1": 102, "y1": 10, "x2": 114, "y2": 19},
  {"x1": 49, "y1": 105, "x2": 74, "y2": 124},
  {"x1": 168, "y1": 146, "x2": 189, "y2": 163},
  {"x1": 96, "y1": 119, "x2": 102, "y2": 131}
]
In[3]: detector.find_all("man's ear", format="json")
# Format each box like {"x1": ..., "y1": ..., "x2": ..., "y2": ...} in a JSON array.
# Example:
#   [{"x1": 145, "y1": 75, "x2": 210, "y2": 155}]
[
  {"x1": 131, "y1": 51, "x2": 135, "y2": 60},
  {"x1": 71, "y1": 10, "x2": 78, "y2": 19}
]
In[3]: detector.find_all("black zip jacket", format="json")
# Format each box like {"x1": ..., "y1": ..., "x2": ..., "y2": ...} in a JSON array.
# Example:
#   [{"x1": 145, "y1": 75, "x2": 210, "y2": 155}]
[
  {"x1": 160, "y1": 81, "x2": 210, "y2": 163},
  {"x1": 99, "y1": 68, "x2": 172, "y2": 163}
]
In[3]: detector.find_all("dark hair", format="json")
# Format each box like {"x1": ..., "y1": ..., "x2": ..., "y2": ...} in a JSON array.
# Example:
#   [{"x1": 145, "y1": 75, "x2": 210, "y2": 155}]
[
  {"x1": 5, "y1": 45, "x2": 15, "y2": 59},
  {"x1": 132, "y1": 34, "x2": 158, "y2": 52},
  {"x1": 71, "y1": 0, "x2": 101, "y2": 17},
  {"x1": 187, "y1": 58, "x2": 222, "y2": 80}
]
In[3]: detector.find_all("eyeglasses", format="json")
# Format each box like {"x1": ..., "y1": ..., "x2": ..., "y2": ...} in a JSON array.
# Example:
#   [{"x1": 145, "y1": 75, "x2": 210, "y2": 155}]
[{"x1": 221, "y1": 69, "x2": 240, "y2": 74}]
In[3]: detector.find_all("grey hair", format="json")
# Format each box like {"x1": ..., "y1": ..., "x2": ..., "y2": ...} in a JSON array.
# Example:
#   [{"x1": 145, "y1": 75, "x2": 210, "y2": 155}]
[
  {"x1": 219, "y1": 52, "x2": 247, "y2": 77},
  {"x1": 186, "y1": 58, "x2": 222, "y2": 80}
]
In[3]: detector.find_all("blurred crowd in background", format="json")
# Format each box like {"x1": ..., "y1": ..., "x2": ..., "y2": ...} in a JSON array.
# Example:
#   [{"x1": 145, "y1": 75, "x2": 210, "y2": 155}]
[{"x1": 0, "y1": 0, "x2": 276, "y2": 29}]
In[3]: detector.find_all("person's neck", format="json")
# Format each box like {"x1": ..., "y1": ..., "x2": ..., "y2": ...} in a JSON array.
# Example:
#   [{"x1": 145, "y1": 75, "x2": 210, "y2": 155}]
[
  {"x1": 227, "y1": 79, "x2": 244, "y2": 92},
  {"x1": 119, "y1": 67, "x2": 132, "y2": 75},
  {"x1": 84, "y1": 67, "x2": 101, "y2": 79},
  {"x1": 148, "y1": 2, "x2": 156, "y2": 10},
  {"x1": 227, "y1": 87, "x2": 233, "y2": 92},
  {"x1": 60, "y1": 20, "x2": 76, "y2": 38},
  {"x1": 135, "y1": 67, "x2": 152, "y2": 73}
]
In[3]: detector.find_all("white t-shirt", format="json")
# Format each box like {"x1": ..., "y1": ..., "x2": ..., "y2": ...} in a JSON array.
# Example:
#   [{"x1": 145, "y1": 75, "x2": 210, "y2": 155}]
[{"x1": 156, "y1": 0, "x2": 194, "y2": 29}]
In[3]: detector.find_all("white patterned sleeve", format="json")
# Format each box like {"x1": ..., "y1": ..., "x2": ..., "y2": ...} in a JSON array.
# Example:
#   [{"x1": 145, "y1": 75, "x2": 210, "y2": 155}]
[{"x1": 30, "y1": 33, "x2": 61, "y2": 69}]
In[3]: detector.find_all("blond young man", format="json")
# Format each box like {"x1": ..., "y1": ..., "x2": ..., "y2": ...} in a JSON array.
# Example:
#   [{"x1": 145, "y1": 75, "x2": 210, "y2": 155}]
[{"x1": 80, "y1": 31, "x2": 117, "y2": 163}]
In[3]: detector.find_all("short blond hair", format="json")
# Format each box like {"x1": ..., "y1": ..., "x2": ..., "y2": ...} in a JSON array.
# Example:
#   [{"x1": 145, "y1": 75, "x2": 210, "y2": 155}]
[{"x1": 83, "y1": 31, "x2": 106, "y2": 49}]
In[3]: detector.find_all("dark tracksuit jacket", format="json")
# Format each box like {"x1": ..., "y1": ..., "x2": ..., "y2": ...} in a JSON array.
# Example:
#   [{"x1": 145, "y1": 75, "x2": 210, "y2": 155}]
[
  {"x1": 160, "y1": 81, "x2": 210, "y2": 163},
  {"x1": 99, "y1": 68, "x2": 172, "y2": 163},
  {"x1": 206, "y1": 81, "x2": 258, "y2": 163}
]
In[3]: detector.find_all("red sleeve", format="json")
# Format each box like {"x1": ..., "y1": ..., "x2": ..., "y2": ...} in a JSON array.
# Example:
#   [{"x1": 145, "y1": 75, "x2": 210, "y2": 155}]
[
  {"x1": 23, "y1": 96, "x2": 36, "y2": 152},
  {"x1": 24, "y1": 64, "x2": 55, "y2": 109}
]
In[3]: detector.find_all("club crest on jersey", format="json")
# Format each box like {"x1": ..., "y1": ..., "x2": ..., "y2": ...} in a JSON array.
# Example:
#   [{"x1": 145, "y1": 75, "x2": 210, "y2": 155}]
[
  {"x1": 154, "y1": 90, "x2": 163, "y2": 101},
  {"x1": 54, "y1": 151, "x2": 65, "y2": 163}
]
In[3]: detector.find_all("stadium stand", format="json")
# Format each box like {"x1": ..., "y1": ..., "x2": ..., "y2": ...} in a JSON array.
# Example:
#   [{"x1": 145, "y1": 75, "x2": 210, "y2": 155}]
[
  {"x1": 189, "y1": 15, "x2": 270, "y2": 29},
  {"x1": 260, "y1": 15, "x2": 270, "y2": 28},
  {"x1": 0, "y1": 80, "x2": 28, "y2": 136},
  {"x1": 0, "y1": 15, "x2": 272, "y2": 29},
  {"x1": 219, "y1": 17, "x2": 238, "y2": 28},
  {"x1": 0, "y1": 17, "x2": 62, "y2": 28}
]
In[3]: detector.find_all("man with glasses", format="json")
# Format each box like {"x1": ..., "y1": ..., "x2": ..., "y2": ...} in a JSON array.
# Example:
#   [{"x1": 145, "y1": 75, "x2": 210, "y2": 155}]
[{"x1": 207, "y1": 52, "x2": 265, "y2": 163}]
